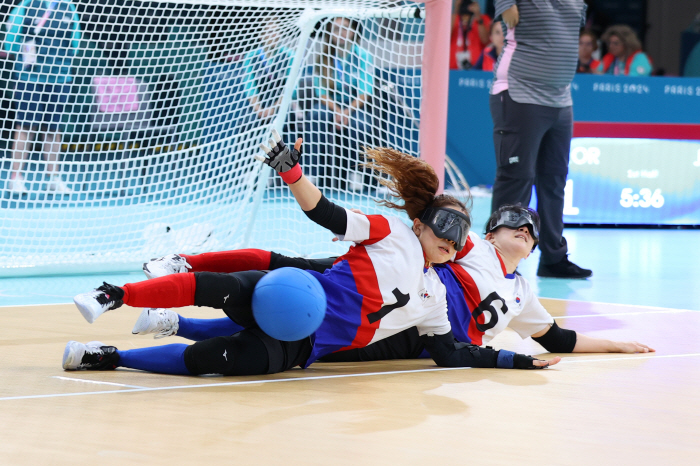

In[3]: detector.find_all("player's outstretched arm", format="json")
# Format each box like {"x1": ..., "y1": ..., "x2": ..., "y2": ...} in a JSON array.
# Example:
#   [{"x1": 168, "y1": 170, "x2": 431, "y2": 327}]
[
  {"x1": 257, "y1": 130, "x2": 348, "y2": 236},
  {"x1": 571, "y1": 334, "x2": 655, "y2": 353},
  {"x1": 422, "y1": 332, "x2": 561, "y2": 369},
  {"x1": 257, "y1": 130, "x2": 321, "y2": 211},
  {"x1": 531, "y1": 322, "x2": 655, "y2": 354}
]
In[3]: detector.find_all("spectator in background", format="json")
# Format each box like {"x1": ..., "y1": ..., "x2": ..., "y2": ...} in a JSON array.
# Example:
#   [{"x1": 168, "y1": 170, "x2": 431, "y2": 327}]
[
  {"x1": 489, "y1": 0, "x2": 592, "y2": 279},
  {"x1": 598, "y1": 25, "x2": 652, "y2": 76},
  {"x1": 242, "y1": 21, "x2": 295, "y2": 124},
  {"x1": 450, "y1": 0, "x2": 491, "y2": 70},
  {"x1": 4, "y1": 0, "x2": 81, "y2": 194},
  {"x1": 577, "y1": 29, "x2": 600, "y2": 73},
  {"x1": 473, "y1": 20, "x2": 504, "y2": 71},
  {"x1": 307, "y1": 17, "x2": 373, "y2": 190}
]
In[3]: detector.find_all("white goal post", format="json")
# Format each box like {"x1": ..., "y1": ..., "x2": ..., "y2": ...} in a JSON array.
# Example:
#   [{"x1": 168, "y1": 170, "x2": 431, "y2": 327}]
[{"x1": 0, "y1": 0, "x2": 451, "y2": 276}]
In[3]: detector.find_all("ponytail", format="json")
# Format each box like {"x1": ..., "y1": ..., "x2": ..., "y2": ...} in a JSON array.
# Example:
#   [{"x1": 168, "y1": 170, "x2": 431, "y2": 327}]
[{"x1": 363, "y1": 148, "x2": 470, "y2": 220}]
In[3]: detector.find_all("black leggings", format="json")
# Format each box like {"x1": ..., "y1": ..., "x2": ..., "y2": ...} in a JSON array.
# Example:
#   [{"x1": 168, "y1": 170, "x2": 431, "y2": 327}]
[
  {"x1": 180, "y1": 254, "x2": 339, "y2": 376},
  {"x1": 192, "y1": 256, "x2": 338, "y2": 326},
  {"x1": 183, "y1": 329, "x2": 312, "y2": 376},
  {"x1": 193, "y1": 270, "x2": 264, "y2": 327},
  {"x1": 183, "y1": 269, "x2": 313, "y2": 375}
]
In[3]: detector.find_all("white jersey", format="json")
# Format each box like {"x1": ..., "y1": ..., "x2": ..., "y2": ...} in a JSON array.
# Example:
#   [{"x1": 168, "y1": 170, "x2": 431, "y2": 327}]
[
  {"x1": 448, "y1": 232, "x2": 553, "y2": 345},
  {"x1": 305, "y1": 209, "x2": 451, "y2": 365}
]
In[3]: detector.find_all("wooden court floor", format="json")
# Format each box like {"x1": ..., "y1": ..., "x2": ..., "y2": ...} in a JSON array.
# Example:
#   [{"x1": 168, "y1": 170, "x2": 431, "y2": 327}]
[{"x1": 1, "y1": 299, "x2": 699, "y2": 466}]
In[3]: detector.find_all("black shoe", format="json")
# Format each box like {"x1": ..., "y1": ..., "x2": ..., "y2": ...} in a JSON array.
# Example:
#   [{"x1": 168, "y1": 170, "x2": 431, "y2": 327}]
[
  {"x1": 62, "y1": 341, "x2": 120, "y2": 370},
  {"x1": 537, "y1": 256, "x2": 592, "y2": 279}
]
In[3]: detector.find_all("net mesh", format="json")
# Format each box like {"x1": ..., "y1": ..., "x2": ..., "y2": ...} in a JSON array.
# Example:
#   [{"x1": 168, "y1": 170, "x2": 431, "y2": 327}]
[{"x1": 0, "y1": 0, "x2": 427, "y2": 276}]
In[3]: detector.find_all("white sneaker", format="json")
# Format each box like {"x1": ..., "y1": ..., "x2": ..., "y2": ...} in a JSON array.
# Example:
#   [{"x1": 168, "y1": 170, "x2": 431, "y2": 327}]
[
  {"x1": 143, "y1": 253, "x2": 192, "y2": 279},
  {"x1": 132, "y1": 308, "x2": 179, "y2": 339},
  {"x1": 62, "y1": 341, "x2": 119, "y2": 370},
  {"x1": 73, "y1": 283, "x2": 124, "y2": 324},
  {"x1": 47, "y1": 175, "x2": 73, "y2": 193},
  {"x1": 8, "y1": 175, "x2": 28, "y2": 194}
]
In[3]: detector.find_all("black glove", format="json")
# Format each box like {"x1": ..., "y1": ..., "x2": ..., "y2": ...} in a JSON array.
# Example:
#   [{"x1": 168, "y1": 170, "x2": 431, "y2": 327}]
[
  {"x1": 513, "y1": 353, "x2": 550, "y2": 370},
  {"x1": 256, "y1": 129, "x2": 302, "y2": 183}
]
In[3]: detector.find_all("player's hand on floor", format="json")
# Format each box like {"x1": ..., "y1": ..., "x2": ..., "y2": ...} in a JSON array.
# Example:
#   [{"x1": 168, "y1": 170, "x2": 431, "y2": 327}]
[
  {"x1": 617, "y1": 341, "x2": 655, "y2": 353},
  {"x1": 533, "y1": 356, "x2": 561, "y2": 368},
  {"x1": 513, "y1": 354, "x2": 561, "y2": 369}
]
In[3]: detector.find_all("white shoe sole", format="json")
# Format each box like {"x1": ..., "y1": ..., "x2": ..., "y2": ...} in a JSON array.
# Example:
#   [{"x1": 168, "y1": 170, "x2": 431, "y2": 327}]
[
  {"x1": 142, "y1": 263, "x2": 156, "y2": 280},
  {"x1": 132, "y1": 309, "x2": 153, "y2": 335},
  {"x1": 132, "y1": 308, "x2": 178, "y2": 339},
  {"x1": 62, "y1": 341, "x2": 85, "y2": 370},
  {"x1": 73, "y1": 294, "x2": 105, "y2": 324}
]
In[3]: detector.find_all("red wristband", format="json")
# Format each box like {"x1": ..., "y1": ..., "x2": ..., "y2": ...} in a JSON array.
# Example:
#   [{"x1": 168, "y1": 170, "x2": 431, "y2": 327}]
[{"x1": 280, "y1": 164, "x2": 303, "y2": 184}]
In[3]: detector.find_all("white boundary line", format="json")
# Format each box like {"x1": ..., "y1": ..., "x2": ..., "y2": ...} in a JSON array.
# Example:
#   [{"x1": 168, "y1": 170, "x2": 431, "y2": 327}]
[
  {"x1": 2, "y1": 352, "x2": 699, "y2": 402},
  {"x1": 2, "y1": 367, "x2": 469, "y2": 401},
  {"x1": 52, "y1": 376, "x2": 146, "y2": 389}
]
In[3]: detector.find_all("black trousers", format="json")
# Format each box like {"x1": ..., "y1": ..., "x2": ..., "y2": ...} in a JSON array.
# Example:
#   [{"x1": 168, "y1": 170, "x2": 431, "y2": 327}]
[
  {"x1": 182, "y1": 270, "x2": 312, "y2": 376},
  {"x1": 489, "y1": 90, "x2": 572, "y2": 264}
]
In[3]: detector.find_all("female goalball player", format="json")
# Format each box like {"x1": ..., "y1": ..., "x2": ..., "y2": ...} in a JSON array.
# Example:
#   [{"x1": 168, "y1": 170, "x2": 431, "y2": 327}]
[
  {"x1": 132, "y1": 205, "x2": 653, "y2": 359},
  {"x1": 64, "y1": 132, "x2": 559, "y2": 375}
]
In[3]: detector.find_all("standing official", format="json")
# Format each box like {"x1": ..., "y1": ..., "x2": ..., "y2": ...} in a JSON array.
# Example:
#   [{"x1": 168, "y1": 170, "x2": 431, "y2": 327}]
[{"x1": 489, "y1": 0, "x2": 592, "y2": 279}]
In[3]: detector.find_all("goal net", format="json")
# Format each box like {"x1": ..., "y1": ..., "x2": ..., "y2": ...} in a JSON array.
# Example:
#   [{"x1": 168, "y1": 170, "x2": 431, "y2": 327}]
[{"x1": 0, "y1": 0, "x2": 447, "y2": 276}]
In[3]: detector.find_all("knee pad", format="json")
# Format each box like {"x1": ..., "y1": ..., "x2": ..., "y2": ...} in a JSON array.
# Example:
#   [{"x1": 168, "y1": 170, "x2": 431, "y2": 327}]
[
  {"x1": 183, "y1": 332, "x2": 270, "y2": 376},
  {"x1": 194, "y1": 271, "x2": 265, "y2": 328}
]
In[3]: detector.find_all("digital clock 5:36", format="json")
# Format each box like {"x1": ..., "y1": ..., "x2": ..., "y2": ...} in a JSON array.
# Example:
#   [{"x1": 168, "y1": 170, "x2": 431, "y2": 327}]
[{"x1": 619, "y1": 188, "x2": 665, "y2": 208}]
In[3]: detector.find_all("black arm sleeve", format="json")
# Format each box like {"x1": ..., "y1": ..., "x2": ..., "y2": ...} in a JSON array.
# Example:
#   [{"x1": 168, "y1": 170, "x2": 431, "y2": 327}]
[
  {"x1": 319, "y1": 328, "x2": 424, "y2": 362},
  {"x1": 532, "y1": 322, "x2": 577, "y2": 353},
  {"x1": 269, "y1": 252, "x2": 337, "y2": 274},
  {"x1": 303, "y1": 194, "x2": 347, "y2": 236},
  {"x1": 421, "y1": 332, "x2": 499, "y2": 368},
  {"x1": 421, "y1": 332, "x2": 549, "y2": 369}
]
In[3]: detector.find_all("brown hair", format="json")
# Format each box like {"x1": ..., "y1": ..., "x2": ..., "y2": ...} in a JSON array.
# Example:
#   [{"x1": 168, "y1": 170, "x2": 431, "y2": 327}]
[
  {"x1": 363, "y1": 147, "x2": 470, "y2": 220},
  {"x1": 601, "y1": 24, "x2": 642, "y2": 56},
  {"x1": 580, "y1": 30, "x2": 598, "y2": 51}
]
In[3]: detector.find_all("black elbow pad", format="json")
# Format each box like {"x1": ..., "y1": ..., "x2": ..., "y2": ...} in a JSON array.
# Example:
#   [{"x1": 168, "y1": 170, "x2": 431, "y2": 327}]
[
  {"x1": 303, "y1": 195, "x2": 347, "y2": 235},
  {"x1": 532, "y1": 321, "x2": 577, "y2": 353}
]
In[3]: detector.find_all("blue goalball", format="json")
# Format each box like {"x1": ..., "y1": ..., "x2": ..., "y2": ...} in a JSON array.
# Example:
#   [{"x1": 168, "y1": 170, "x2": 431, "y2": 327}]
[{"x1": 252, "y1": 268, "x2": 327, "y2": 341}]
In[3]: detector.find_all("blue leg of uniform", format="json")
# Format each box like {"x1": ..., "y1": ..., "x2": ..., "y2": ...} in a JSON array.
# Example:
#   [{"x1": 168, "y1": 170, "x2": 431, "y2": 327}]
[
  {"x1": 117, "y1": 344, "x2": 191, "y2": 375},
  {"x1": 177, "y1": 317, "x2": 244, "y2": 341}
]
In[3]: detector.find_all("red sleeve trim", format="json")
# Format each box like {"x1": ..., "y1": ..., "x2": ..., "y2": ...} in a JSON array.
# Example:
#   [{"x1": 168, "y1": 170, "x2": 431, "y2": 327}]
[{"x1": 362, "y1": 215, "x2": 392, "y2": 246}]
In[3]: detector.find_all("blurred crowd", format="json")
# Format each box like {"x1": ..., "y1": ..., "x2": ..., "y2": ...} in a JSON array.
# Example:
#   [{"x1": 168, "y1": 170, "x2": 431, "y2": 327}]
[{"x1": 450, "y1": 0, "x2": 654, "y2": 77}]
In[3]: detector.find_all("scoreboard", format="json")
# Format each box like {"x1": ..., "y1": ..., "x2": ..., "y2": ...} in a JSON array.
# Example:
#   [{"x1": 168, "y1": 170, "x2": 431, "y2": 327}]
[
  {"x1": 563, "y1": 138, "x2": 700, "y2": 225},
  {"x1": 447, "y1": 71, "x2": 700, "y2": 226}
]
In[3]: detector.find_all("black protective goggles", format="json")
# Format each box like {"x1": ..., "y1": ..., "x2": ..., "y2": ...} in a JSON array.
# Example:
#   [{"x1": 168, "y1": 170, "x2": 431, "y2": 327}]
[
  {"x1": 420, "y1": 207, "x2": 471, "y2": 251},
  {"x1": 487, "y1": 210, "x2": 540, "y2": 242}
]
